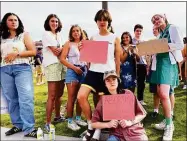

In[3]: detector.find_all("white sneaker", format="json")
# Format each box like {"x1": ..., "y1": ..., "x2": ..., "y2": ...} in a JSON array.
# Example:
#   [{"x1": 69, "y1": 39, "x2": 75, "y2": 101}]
[
  {"x1": 68, "y1": 121, "x2": 80, "y2": 131},
  {"x1": 183, "y1": 85, "x2": 187, "y2": 89},
  {"x1": 75, "y1": 119, "x2": 88, "y2": 127},
  {"x1": 139, "y1": 100, "x2": 147, "y2": 106},
  {"x1": 154, "y1": 119, "x2": 166, "y2": 130},
  {"x1": 163, "y1": 124, "x2": 174, "y2": 141}
]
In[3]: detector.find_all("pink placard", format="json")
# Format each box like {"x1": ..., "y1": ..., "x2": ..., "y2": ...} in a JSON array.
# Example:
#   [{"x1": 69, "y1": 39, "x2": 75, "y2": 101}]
[
  {"x1": 80, "y1": 40, "x2": 108, "y2": 64},
  {"x1": 102, "y1": 94, "x2": 135, "y2": 121}
]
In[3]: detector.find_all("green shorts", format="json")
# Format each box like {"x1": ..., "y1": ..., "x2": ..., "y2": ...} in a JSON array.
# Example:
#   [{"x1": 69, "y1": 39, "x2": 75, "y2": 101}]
[{"x1": 44, "y1": 63, "x2": 66, "y2": 81}]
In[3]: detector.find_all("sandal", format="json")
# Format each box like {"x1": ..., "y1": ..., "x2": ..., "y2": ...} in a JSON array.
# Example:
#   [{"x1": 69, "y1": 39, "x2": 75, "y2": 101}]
[
  {"x1": 24, "y1": 129, "x2": 37, "y2": 138},
  {"x1": 5, "y1": 126, "x2": 22, "y2": 136}
]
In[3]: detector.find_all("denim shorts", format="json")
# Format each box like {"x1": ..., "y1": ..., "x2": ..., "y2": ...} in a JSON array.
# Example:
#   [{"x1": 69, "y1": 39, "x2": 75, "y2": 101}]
[{"x1": 65, "y1": 66, "x2": 87, "y2": 84}]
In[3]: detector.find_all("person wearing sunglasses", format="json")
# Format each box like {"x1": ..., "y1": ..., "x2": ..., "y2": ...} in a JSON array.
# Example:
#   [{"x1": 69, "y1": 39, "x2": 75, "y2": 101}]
[{"x1": 150, "y1": 13, "x2": 184, "y2": 141}]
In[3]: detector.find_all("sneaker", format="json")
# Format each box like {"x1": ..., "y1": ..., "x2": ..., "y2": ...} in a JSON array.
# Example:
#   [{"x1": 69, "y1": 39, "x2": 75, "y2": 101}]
[
  {"x1": 163, "y1": 124, "x2": 174, "y2": 141},
  {"x1": 151, "y1": 112, "x2": 159, "y2": 118},
  {"x1": 83, "y1": 129, "x2": 95, "y2": 141},
  {"x1": 183, "y1": 85, "x2": 187, "y2": 89},
  {"x1": 68, "y1": 120, "x2": 80, "y2": 131},
  {"x1": 154, "y1": 119, "x2": 166, "y2": 130},
  {"x1": 44, "y1": 124, "x2": 50, "y2": 133},
  {"x1": 5, "y1": 126, "x2": 22, "y2": 136},
  {"x1": 75, "y1": 119, "x2": 88, "y2": 127},
  {"x1": 139, "y1": 100, "x2": 147, "y2": 106},
  {"x1": 24, "y1": 129, "x2": 37, "y2": 138},
  {"x1": 53, "y1": 116, "x2": 66, "y2": 124}
]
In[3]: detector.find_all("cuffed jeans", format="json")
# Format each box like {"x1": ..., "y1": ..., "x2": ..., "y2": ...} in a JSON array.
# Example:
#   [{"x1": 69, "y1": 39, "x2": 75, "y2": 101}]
[{"x1": 0, "y1": 64, "x2": 35, "y2": 135}]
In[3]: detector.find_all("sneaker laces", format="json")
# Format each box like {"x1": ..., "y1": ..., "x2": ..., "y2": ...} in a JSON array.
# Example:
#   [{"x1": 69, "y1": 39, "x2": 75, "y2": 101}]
[{"x1": 164, "y1": 125, "x2": 173, "y2": 137}]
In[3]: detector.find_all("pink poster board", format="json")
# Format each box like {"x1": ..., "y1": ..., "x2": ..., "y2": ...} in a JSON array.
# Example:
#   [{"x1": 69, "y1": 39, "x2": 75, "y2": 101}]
[
  {"x1": 80, "y1": 40, "x2": 108, "y2": 64},
  {"x1": 102, "y1": 94, "x2": 135, "y2": 121}
]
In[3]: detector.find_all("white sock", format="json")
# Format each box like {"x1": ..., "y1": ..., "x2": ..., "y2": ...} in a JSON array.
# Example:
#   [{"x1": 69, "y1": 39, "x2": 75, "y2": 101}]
[
  {"x1": 154, "y1": 109, "x2": 159, "y2": 113},
  {"x1": 92, "y1": 129, "x2": 101, "y2": 140},
  {"x1": 87, "y1": 120, "x2": 93, "y2": 130},
  {"x1": 171, "y1": 110, "x2": 174, "y2": 116}
]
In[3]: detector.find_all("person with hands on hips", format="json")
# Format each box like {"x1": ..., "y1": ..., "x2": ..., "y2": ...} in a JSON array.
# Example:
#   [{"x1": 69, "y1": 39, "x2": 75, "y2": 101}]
[{"x1": 91, "y1": 71, "x2": 148, "y2": 141}]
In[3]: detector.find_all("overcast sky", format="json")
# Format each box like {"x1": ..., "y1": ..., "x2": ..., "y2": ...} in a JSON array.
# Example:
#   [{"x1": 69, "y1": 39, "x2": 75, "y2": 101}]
[{"x1": 1, "y1": 2, "x2": 186, "y2": 41}]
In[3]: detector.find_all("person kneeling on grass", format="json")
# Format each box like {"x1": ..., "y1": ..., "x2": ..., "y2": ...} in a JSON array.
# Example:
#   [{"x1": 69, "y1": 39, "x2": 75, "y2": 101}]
[{"x1": 91, "y1": 71, "x2": 148, "y2": 141}]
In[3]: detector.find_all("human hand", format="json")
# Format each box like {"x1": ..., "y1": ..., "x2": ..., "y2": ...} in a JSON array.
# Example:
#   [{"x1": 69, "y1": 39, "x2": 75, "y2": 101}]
[
  {"x1": 4, "y1": 52, "x2": 18, "y2": 63},
  {"x1": 51, "y1": 47, "x2": 62, "y2": 56},
  {"x1": 78, "y1": 41, "x2": 83, "y2": 50},
  {"x1": 74, "y1": 67, "x2": 83, "y2": 75},
  {"x1": 107, "y1": 120, "x2": 119, "y2": 128},
  {"x1": 119, "y1": 120, "x2": 133, "y2": 128}
]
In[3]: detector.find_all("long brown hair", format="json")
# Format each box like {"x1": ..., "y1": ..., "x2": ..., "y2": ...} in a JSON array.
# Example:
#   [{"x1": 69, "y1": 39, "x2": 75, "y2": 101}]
[{"x1": 68, "y1": 25, "x2": 85, "y2": 42}]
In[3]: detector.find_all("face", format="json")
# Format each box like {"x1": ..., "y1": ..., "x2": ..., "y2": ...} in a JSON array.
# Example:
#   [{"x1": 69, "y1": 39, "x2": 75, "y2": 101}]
[
  {"x1": 49, "y1": 17, "x2": 59, "y2": 31},
  {"x1": 122, "y1": 34, "x2": 131, "y2": 45},
  {"x1": 153, "y1": 26, "x2": 159, "y2": 37},
  {"x1": 6, "y1": 15, "x2": 19, "y2": 30},
  {"x1": 72, "y1": 26, "x2": 81, "y2": 40},
  {"x1": 134, "y1": 28, "x2": 143, "y2": 38},
  {"x1": 151, "y1": 15, "x2": 165, "y2": 28},
  {"x1": 105, "y1": 76, "x2": 118, "y2": 92},
  {"x1": 96, "y1": 17, "x2": 108, "y2": 30}
]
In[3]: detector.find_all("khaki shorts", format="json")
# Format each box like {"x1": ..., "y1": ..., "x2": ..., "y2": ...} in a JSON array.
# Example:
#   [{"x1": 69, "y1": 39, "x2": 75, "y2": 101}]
[
  {"x1": 35, "y1": 65, "x2": 42, "y2": 75},
  {"x1": 44, "y1": 63, "x2": 66, "y2": 81}
]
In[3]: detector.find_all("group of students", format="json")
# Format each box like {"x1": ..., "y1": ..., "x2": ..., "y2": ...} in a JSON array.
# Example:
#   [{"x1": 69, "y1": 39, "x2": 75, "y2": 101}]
[{"x1": 0, "y1": 9, "x2": 185, "y2": 141}]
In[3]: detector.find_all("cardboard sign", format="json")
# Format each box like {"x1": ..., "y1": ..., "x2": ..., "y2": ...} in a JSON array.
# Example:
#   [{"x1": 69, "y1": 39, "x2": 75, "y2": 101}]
[
  {"x1": 137, "y1": 38, "x2": 169, "y2": 56},
  {"x1": 80, "y1": 40, "x2": 108, "y2": 64},
  {"x1": 102, "y1": 94, "x2": 135, "y2": 121}
]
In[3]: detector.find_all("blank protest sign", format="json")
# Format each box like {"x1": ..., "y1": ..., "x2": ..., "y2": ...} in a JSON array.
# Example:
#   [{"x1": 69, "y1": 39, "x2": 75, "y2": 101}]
[
  {"x1": 137, "y1": 38, "x2": 169, "y2": 56},
  {"x1": 80, "y1": 40, "x2": 108, "y2": 64},
  {"x1": 102, "y1": 94, "x2": 135, "y2": 121}
]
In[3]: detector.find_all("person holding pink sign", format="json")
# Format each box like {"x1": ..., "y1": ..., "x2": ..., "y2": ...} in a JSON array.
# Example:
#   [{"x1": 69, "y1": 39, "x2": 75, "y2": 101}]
[
  {"x1": 60, "y1": 25, "x2": 88, "y2": 131},
  {"x1": 91, "y1": 71, "x2": 148, "y2": 141},
  {"x1": 77, "y1": 9, "x2": 121, "y2": 140}
]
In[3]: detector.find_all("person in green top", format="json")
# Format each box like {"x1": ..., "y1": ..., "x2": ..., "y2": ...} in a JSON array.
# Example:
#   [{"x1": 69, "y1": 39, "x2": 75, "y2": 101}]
[{"x1": 150, "y1": 14, "x2": 184, "y2": 141}]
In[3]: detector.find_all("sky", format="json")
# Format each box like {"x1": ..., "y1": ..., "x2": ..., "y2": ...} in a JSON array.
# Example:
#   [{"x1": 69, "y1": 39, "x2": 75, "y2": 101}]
[{"x1": 1, "y1": 2, "x2": 186, "y2": 42}]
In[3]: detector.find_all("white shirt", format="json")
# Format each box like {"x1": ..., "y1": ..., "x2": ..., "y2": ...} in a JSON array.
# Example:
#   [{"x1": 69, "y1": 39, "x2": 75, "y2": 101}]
[
  {"x1": 42, "y1": 31, "x2": 64, "y2": 67},
  {"x1": 89, "y1": 33, "x2": 117, "y2": 73},
  {"x1": 151, "y1": 25, "x2": 184, "y2": 70}
]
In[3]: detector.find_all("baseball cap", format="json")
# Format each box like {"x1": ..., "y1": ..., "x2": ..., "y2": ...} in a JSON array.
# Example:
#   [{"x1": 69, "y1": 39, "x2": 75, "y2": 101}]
[{"x1": 103, "y1": 70, "x2": 118, "y2": 80}]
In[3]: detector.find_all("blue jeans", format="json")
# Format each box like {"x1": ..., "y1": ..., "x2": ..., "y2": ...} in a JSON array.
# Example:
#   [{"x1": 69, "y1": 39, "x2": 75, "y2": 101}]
[
  {"x1": 0, "y1": 64, "x2": 35, "y2": 135},
  {"x1": 107, "y1": 135, "x2": 120, "y2": 141}
]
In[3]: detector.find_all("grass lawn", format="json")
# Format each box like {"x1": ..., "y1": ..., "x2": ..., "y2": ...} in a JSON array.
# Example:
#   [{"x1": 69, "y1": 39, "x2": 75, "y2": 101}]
[{"x1": 1, "y1": 76, "x2": 186, "y2": 141}]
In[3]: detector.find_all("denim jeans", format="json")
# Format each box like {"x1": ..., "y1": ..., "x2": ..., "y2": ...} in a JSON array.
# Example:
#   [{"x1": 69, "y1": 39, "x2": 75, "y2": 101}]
[
  {"x1": 107, "y1": 135, "x2": 120, "y2": 141},
  {"x1": 0, "y1": 64, "x2": 35, "y2": 135}
]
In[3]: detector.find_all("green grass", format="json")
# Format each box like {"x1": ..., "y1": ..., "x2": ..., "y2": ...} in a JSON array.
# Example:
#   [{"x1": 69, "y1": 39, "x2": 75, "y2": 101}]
[{"x1": 1, "y1": 76, "x2": 186, "y2": 140}]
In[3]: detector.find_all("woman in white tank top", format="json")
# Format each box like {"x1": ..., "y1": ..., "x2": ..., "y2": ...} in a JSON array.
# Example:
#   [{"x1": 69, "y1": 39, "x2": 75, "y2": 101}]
[
  {"x1": 60, "y1": 25, "x2": 88, "y2": 131},
  {"x1": 0, "y1": 13, "x2": 37, "y2": 138},
  {"x1": 77, "y1": 9, "x2": 121, "y2": 141}
]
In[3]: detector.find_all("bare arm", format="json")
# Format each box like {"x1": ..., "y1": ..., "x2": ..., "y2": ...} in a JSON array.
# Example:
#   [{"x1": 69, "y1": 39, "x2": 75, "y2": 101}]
[
  {"x1": 59, "y1": 41, "x2": 82, "y2": 75},
  {"x1": 92, "y1": 120, "x2": 118, "y2": 129},
  {"x1": 114, "y1": 37, "x2": 121, "y2": 76}
]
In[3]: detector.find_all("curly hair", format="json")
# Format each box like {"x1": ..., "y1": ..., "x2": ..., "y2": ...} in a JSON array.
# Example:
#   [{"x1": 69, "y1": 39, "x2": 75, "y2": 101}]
[
  {"x1": 44, "y1": 14, "x2": 62, "y2": 33},
  {"x1": 0, "y1": 12, "x2": 24, "y2": 39}
]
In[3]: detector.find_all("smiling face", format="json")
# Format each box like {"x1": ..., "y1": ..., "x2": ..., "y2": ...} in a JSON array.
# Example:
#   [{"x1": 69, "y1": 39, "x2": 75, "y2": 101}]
[
  {"x1": 134, "y1": 28, "x2": 143, "y2": 39},
  {"x1": 122, "y1": 34, "x2": 131, "y2": 46},
  {"x1": 6, "y1": 15, "x2": 19, "y2": 30},
  {"x1": 71, "y1": 26, "x2": 81, "y2": 41},
  {"x1": 49, "y1": 17, "x2": 59, "y2": 32},
  {"x1": 151, "y1": 15, "x2": 165, "y2": 28},
  {"x1": 105, "y1": 76, "x2": 118, "y2": 93}
]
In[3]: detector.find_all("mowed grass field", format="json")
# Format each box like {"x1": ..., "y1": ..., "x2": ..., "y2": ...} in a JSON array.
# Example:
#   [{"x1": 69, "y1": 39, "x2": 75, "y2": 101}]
[{"x1": 1, "y1": 75, "x2": 186, "y2": 141}]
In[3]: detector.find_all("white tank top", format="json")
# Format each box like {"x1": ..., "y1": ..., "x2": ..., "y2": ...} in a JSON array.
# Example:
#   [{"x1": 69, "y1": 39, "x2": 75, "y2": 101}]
[
  {"x1": 89, "y1": 33, "x2": 117, "y2": 73},
  {"x1": 1, "y1": 32, "x2": 30, "y2": 67}
]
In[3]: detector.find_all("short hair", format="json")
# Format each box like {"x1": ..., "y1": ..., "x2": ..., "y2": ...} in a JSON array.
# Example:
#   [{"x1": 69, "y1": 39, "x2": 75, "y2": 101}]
[
  {"x1": 44, "y1": 14, "x2": 62, "y2": 33},
  {"x1": 120, "y1": 31, "x2": 133, "y2": 46},
  {"x1": 69, "y1": 25, "x2": 85, "y2": 42},
  {"x1": 134, "y1": 24, "x2": 143, "y2": 32},
  {"x1": 0, "y1": 12, "x2": 24, "y2": 39},
  {"x1": 94, "y1": 9, "x2": 114, "y2": 33}
]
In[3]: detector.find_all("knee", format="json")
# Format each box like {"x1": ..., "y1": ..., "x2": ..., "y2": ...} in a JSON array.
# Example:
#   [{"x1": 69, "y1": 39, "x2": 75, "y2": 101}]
[{"x1": 77, "y1": 93, "x2": 87, "y2": 104}]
